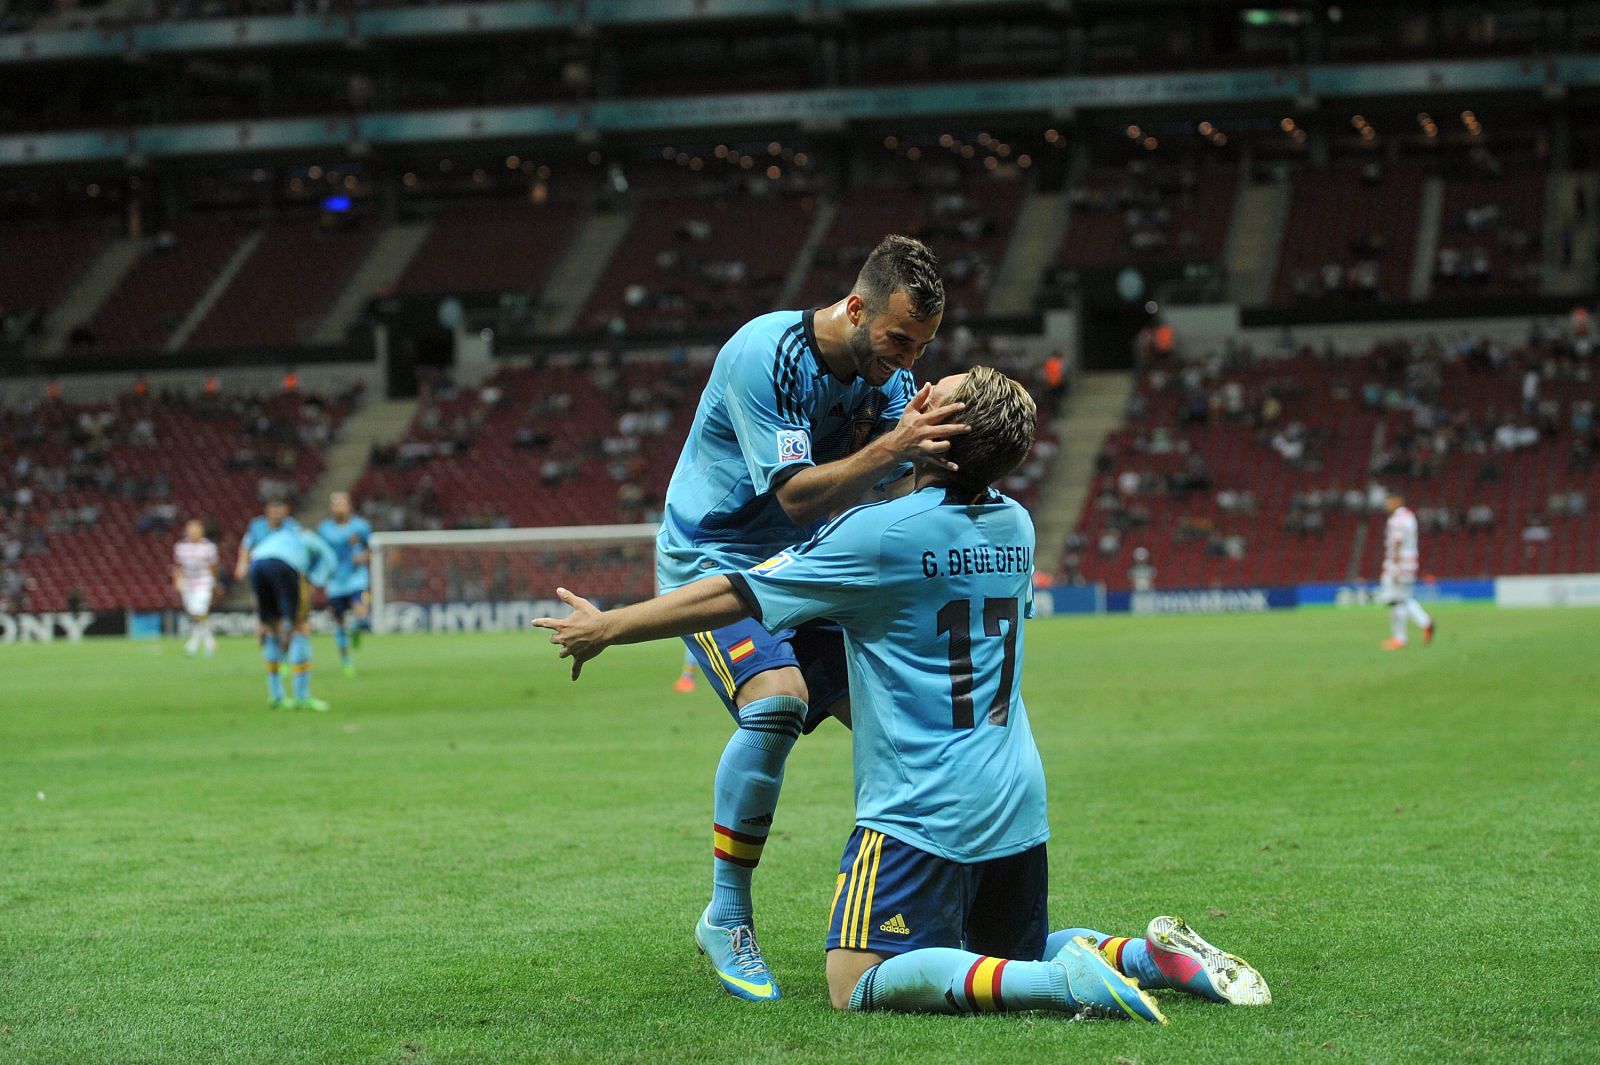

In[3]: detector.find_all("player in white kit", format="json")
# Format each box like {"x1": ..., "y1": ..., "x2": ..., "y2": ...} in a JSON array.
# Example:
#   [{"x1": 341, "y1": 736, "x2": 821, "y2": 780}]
[
  {"x1": 1378, "y1": 492, "x2": 1434, "y2": 650},
  {"x1": 173, "y1": 519, "x2": 220, "y2": 657}
]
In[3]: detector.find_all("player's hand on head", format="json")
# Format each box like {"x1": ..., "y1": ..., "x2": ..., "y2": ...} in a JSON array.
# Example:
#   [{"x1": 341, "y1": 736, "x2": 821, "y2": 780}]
[
  {"x1": 878, "y1": 382, "x2": 969, "y2": 473},
  {"x1": 530, "y1": 587, "x2": 606, "y2": 681}
]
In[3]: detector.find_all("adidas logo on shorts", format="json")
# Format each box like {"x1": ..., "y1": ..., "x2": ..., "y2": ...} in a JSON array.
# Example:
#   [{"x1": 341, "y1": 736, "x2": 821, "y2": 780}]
[{"x1": 878, "y1": 913, "x2": 911, "y2": 935}]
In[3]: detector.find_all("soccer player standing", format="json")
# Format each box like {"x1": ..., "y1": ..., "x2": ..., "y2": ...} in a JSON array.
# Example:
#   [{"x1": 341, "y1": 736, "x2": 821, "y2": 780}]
[
  {"x1": 235, "y1": 497, "x2": 337, "y2": 711},
  {"x1": 537, "y1": 367, "x2": 1270, "y2": 1020},
  {"x1": 654, "y1": 235, "x2": 965, "y2": 1000},
  {"x1": 317, "y1": 491, "x2": 373, "y2": 676},
  {"x1": 173, "y1": 519, "x2": 219, "y2": 657},
  {"x1": 1378, "y1": 491, "x2": 1434, "y2": 649}
]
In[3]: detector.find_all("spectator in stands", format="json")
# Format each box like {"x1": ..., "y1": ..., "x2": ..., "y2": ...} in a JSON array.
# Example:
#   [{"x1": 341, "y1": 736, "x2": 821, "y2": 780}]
[
  {"x1": 1127, "y1": 548, "x2": 1156, "y2": 592},
  {"x1": 1271, "y1": 423, "x2": 1307, "y2": 466},
  {"x1": 1058, "y1": 552, "x2": 1085, "y2": 586}
]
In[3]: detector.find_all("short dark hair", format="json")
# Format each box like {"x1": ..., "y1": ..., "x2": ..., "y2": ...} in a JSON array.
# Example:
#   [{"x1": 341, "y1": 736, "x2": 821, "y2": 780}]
[
  {"x1": 853, "y1": 235, "x2": 944, "y2": 321},
  {"x1": 943, "y1": 366, "x2": 1036, "y2": 500}
]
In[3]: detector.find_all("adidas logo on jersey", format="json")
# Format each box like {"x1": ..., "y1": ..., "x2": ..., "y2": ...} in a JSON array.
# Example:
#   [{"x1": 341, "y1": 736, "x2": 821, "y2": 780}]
[{"x1": 878, "y1": 913, "x2": 911, "y2": 935}]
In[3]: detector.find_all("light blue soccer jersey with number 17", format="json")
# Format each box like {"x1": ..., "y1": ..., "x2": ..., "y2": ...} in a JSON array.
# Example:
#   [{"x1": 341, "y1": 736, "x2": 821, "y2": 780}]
[
  {"x1": 655, "y1": 308, "x2": 916, "y2": 592},
  {"x1": 728, "y1": 485, "x2": 1048, "y2": 864}
]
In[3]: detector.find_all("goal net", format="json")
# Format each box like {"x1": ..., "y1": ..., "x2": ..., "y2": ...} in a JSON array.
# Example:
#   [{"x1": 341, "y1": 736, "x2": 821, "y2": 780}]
[{"x1": 368, "y1": 524, "x2": 661, "y2": 635}]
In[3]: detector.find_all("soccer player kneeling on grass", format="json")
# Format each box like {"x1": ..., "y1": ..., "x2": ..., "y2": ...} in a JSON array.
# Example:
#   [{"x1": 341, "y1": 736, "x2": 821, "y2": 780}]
[{"x1": 536, "y1": 367, "x2": 1270, "y2": 1019}]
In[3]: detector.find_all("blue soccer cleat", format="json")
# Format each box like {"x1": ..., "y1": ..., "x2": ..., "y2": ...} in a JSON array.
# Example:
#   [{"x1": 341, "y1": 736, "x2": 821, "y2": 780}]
[
  {"x1": 1145, "y1": 916, "x2": 1271, "y2": 1005},
  {"x1": 694, "y1": 906, "x2": 781, "y2": 1002},
  {"x1": 1055, "y1": 936, "x2": 1167, "y2": 1023}
]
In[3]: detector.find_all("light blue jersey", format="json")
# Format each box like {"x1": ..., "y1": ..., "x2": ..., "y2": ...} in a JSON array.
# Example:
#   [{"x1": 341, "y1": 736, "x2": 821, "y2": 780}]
[
  {"x1": 316, "y1": 517, "x2": 372, "y2": 597},
  {"x1": 244, "y1": 515, "x2": 298, "y2": 551},
  {"x1": 245, "y1": 516, "x2": 337, "y2": 587},
  {"x1": 730, "y1": 486, "x2": 1046, "y2": 863},
  {"x1": 656, "y1": 309, "x2": 915, "y2": 592}
]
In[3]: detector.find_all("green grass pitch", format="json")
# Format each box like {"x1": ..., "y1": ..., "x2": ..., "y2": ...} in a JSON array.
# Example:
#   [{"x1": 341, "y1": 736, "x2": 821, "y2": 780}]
[{"x1": 3, "y1": 606, "x2": 1596, "y2": 1064}]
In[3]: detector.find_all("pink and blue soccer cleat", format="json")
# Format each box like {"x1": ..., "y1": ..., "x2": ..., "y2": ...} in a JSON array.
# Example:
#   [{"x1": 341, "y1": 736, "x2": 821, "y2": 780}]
[
  {"x1": 1055, "y1": 936, "x2": 1167, "y2": 1023},
  {"x1": 1145, "y1": 916, "x2": 1271, "y2": 1005}
]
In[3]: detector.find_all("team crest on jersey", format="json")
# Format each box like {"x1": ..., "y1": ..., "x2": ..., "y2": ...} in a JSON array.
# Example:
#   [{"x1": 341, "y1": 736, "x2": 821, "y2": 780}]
[
  {"x1": 751, "y1": 551, "x2": 796, "y2": 576},
  {"x1": 776, "y1": 430, "x2": 811, "y2": 464}
]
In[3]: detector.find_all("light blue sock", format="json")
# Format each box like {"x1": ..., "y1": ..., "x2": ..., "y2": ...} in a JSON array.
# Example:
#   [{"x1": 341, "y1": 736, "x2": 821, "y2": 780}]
[
  {"x1": 262, "y1": 636, "x2": 285, "y2": 701},
  {"x1": 288, "y1": 633, "x2": 313, "y2": 700},
  {"x1": 1046, "y1": 926, "x2": 1163, "y2": 988},
  {"x1": 848, "y1": 949, "x2": 1073, "y2": 1014},
  {"x1": 707, "y1": 694, "x2": 806, "y2": 929},
  {"x1": 334, "y1": 622, "x2": 350, "y2": 666}
]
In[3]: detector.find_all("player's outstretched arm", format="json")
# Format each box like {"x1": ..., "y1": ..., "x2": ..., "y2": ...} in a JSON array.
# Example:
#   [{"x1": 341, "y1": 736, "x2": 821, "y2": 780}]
[
  {"x1": 775, "y1": 383, "x2": 967, "y2": 527},
  {"x1": 532, "y1": 579, "x2": 750, "y2": 681}
]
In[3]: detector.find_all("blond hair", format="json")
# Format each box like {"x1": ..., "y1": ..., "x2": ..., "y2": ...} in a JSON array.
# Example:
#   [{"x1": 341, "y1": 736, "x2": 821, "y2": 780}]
[{"x1": 944, "y1": 366, "x2": 1036, "y2": 500}]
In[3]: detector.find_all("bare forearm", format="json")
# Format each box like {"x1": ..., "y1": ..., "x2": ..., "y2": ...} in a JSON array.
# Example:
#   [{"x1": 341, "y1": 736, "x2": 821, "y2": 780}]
[
  {"x1": 775, "y1": 444, "x2": 900, "y2": 527},
  {"x1": 601, "y1": 577, "x2": 750, "y2": 645}
]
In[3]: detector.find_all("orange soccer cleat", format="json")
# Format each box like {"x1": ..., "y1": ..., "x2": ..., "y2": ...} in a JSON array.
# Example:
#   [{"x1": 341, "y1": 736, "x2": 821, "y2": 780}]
[
  {"x1": 674, "y1": 674, "x2": 697, "y2": 693},
  {"x1": 1379, "y1": 637, "x2": 1407, "y2": 651}
]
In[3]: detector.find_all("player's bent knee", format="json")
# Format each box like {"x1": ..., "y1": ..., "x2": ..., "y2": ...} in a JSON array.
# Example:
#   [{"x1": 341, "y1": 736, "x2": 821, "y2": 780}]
[
  {"x1": 826, "y1": 948, "x2": 884, "y2": 1010},
  {"x1": 734, "y1": 666, "x2": 808, "y2": 708}
]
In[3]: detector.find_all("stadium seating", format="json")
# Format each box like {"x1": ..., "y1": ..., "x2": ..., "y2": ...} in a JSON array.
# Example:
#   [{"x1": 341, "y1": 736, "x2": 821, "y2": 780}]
[
  {"x1": 1431, "y1": 162, "x2": 1546, "y2": 298},
  {"x1": 1057, "y1": 166, "x2": 1238, "y2": 269},
  {"x1": 1270, "y1": 166, "x2": 1425, "y2": 305},
  {"x1": 579, "y1": 192, "x2": 818, "y2": 335},
  {"x1": 394, "y1": 199, "x2": 584, "y2": 297},
  {"x1": 83, "y1": 220, "x2": 250, "y2": 352},
  {"x1": 353, "y1": 359, "x2": 710, "y2": 531},
  {"x1": 184, "y1": 215, "x2": 378, "y2": 349},
  {"x1": 1069, "y1": 344, "x2": 1599, "y2": 590},
  {"x1": 1, "y1": 388, "x2": 353, "y2": 611},
  {"x1": 0, "y1": 222, "x2": 111, "y2": 322}
]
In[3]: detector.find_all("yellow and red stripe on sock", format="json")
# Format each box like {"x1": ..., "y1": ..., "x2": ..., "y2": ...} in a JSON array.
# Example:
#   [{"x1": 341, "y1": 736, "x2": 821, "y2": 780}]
[
  {"x1": 712, "y1": 823, "x2": 766, "y2": 868},
  {"x1": 1099, "y1": 936, "x2": 1133, "y2": 973},
  {"x1": 727, "y1": 637, "x2": 756, "y2": 663},
  {"x1": 963, "y1": 956, "x2": 1009, "y2": 1012}
]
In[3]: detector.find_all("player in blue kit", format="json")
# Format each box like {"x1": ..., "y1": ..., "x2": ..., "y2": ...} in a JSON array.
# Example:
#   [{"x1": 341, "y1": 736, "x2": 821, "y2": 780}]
[
  {"x1": 536, "y1": 366, "x2": 1270, "y2": 1020},
  {"x1": 317, "y1": 492, "x2": 373, "y2": 677},
  {"x1": 652, "y1": 235, "x2": 967, "y2": 1000},
  {"x1": 235, "y1": 497, "x2": 338, "y2": 712}
]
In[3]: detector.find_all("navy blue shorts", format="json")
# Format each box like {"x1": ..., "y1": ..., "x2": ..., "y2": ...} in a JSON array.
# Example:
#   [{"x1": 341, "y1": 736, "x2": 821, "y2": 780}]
[
  {"x1": 825, "y1": 827, "x2": 1048, "y2": 960},
  {"x1": 250, "y1": 558, "x2": 307, "y2": 626},
  {"x1": 326, "y1": 590, "x2": 369, "y2": 620},
  {"x1": 682, "y1": 616, "x2": 848, "y2": 733}
]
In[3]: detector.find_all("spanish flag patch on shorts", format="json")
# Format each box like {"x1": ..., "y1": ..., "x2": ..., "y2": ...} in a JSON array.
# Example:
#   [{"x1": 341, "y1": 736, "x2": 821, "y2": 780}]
[{"x1": 728, "y1": 637, "x2": 756, "y2": 663}]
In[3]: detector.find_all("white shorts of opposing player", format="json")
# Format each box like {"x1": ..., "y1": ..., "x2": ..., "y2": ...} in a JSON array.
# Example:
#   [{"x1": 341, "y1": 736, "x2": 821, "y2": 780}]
[
  {"x1": 1380, "y1": 570, "x2": 1431, "y2": 645},
  {"x1": 182, "y1": 581, "x2": 217, "y2": 655}
]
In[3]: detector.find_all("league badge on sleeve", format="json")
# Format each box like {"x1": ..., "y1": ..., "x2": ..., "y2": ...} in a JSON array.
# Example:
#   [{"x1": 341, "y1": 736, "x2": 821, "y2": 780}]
[
  {"x1": 751, "y1": 551, "x2": 796, "y2": 576},
  {"x1": 776, "y1": 430, "x2": 811, "y2": 464}
]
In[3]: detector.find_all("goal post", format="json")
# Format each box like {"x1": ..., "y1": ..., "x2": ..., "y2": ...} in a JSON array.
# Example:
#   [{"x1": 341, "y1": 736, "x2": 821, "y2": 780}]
[{"x1": 368, "y1": 523, "x2": 661, "y2": 635}]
